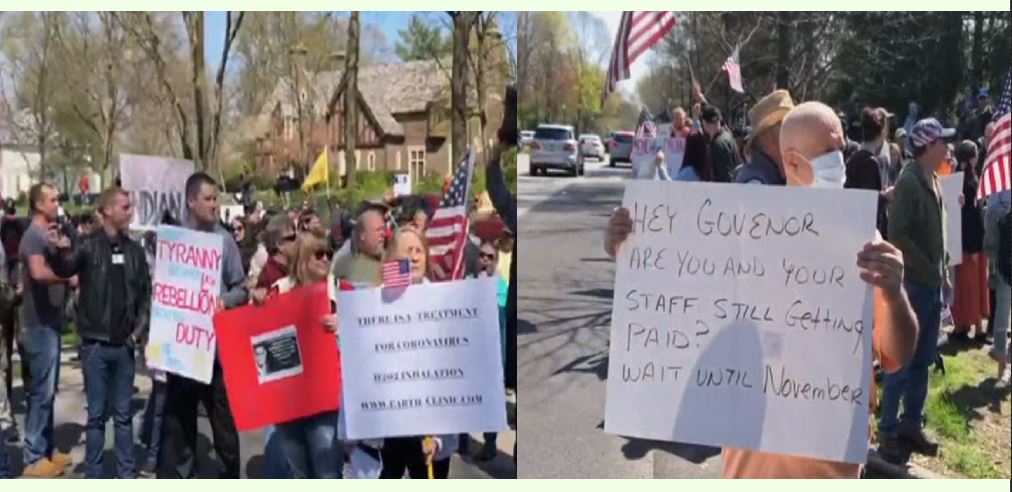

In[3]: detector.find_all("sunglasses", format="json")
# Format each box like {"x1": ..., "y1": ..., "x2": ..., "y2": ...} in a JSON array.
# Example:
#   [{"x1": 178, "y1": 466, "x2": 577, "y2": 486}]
[
  {"x1": 314, "y1": 249, "x2": 333, "y2": 261},
  {"x1": 479, "y1": 253, "x2": 496, "y2": 260},
  {"x1": 281, "y1": 234, "x2": 297, "y2": 243}
]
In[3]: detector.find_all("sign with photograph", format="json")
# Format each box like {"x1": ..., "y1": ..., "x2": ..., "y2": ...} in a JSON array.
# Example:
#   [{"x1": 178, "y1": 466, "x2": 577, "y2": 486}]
[{"x1": 214, "y1": 282, "x2": 339, "y2": 431}]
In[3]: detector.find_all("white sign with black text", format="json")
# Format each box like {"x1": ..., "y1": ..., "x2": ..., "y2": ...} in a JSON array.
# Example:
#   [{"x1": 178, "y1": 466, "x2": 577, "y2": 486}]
[
  {"x1": 338, "y1": 277, "x2": 507, "y2": 440},
  {"x1": 605, "y1": 181, "x2": 879, "y2": 464}
]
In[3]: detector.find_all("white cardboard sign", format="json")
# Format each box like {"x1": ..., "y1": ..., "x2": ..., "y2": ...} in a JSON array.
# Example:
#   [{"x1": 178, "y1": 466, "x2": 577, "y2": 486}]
[
  {"x1": 338, "y1": 277, "x2": 508, "y2": 440},
  {"x1": 605, "y1": 181, "x2": 879, "y2": 464},
  {"x1": 120, "y1": 154, "x2": 195, "y2": 229},
  {"x1": 631, "y1": 137, "x2": 686, "y2": 180},
  {"x1": 939, "y1": 173, "x2": 963, "y2": 266}
]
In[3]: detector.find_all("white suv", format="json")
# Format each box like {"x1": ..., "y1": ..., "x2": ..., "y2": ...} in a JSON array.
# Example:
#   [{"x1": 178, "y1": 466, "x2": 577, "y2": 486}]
[{"x1": 530, "y1": 124, "x2": 582, "y2": 177}]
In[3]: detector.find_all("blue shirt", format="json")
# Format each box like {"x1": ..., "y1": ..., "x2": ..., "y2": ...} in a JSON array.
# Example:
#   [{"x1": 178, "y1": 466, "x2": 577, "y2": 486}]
[{"x1": 734, "y1": 152, "x2": 786, "y2": 186}]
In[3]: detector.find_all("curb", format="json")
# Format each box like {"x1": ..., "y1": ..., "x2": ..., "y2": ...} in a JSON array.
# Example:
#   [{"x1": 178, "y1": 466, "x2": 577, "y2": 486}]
[{"x1": 866, "y1": 450, "x2": 945, "y2": 479}]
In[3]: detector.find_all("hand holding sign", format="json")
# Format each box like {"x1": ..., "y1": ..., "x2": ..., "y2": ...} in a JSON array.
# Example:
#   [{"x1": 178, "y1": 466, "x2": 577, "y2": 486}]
[{"x1": 605, "y1": 207, "x2": 633, "y2": 258}]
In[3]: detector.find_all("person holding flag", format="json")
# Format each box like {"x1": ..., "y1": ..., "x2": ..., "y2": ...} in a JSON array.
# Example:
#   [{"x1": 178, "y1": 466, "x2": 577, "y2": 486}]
[{"x1": 979, "y1": 69, "x2": 1011, "y2": 384}]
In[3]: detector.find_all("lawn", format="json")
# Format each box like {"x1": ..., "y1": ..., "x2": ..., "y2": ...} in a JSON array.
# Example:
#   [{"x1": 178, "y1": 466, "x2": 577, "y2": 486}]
[{"x1": 874, "y1": 332, "x2": 1011, "y2": 479}]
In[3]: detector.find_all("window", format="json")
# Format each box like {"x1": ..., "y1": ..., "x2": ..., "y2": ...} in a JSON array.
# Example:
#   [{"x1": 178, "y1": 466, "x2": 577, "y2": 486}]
[
  {"x1": 367, "y1": 152, "x2": 376, "y2": 171},
  {"x1": 408, "y1": 147, "x2": 426, "y2": 182}
]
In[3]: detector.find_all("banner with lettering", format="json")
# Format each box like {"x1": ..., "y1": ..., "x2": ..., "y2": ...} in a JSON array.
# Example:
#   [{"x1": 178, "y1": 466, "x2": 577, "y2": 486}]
[
  {"x1": 146, "y1": 225, "x2": 224, "y2": 384},
  {"x1": 120, "y1": 154, "x2": 194, "y2": 229},
  {"x1": 631, "y1": 136, "x2": 685, "y2": 180},
  {"x1": 214, "y1": 282, "x2": 339, "y2": 431},
  {"x1": 338, "y1": 277, "x2": 508, "y2": 440},
  {"x1": 939, "y1": 173, "x2": 963, "y2": 266},
  {"x1": 605, "y1": 181, "x2": 878, "y2": 464}
]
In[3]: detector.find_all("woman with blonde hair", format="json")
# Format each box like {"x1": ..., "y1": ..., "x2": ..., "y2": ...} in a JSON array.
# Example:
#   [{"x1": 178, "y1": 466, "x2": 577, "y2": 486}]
[
  {"x1": 377, "y1": 227, "x2": 457, "y2": 479},
  {"x1": 270, "y1": 234, "x2": 342, "y2": 478}
]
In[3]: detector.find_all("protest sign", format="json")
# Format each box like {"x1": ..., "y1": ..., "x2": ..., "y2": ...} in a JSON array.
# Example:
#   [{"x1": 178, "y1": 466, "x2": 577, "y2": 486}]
[
  {"x1": 940, "y1": 173, "x2": 964, "y2": 266},
  {"x1": 214, "y1": 282, "x2": 339, "y2": 431},
  {"x1": 631, "y1": 136, "x2": 686, "y2": 180},
  {"x1": 394, "y1": 173, "x2": 412, "y2": 197},
  {"x1": 338, "y1": 277, "x2": 507, "y2": 440},
  {"x1": 605, "y1": 181, "x2": 879, "y2": 464},
  {"x1": 120, "y1": 154, "x2": 194, "y2": 229},
  {"x1": 145, "y1": 225, "x2": 223, "y2": 384}
]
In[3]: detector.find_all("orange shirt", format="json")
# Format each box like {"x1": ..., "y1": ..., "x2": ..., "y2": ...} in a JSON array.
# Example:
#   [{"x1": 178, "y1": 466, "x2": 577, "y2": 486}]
[{"x1": 722, "y1": 288, "x2": 901, "y2": 479}]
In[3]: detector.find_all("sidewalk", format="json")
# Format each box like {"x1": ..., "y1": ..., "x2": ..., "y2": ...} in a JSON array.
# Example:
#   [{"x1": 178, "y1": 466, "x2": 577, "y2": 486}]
[{"x1": 3, "y1": 349, "x2": 515, "y2": 479}]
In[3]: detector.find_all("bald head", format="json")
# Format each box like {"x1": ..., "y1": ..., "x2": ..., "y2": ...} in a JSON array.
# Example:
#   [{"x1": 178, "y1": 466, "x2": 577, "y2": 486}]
[{"x1": 780, "y1": 102, "x2": 846, "y2": 187}]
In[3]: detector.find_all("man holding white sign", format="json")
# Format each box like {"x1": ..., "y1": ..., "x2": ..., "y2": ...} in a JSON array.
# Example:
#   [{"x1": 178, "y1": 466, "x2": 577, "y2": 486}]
[
  {"x1": 158, "y1": 173, "x2": 248, "y2": 479},
  {"x1": 604, "y1": 101, "x2": 917, "y2": 478}
]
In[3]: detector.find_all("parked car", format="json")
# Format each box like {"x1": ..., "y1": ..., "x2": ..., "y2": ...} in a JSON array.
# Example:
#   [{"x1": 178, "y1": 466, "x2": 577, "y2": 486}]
[
  {"x1": 530, "y1": 124, "x2": 582, "y2": 177},
  {"x1": 579, "y1": 134, "x2": 605, "y2": 160},
  {"x1": 608, "y1": 131, "x2": 634, "y2": 167},
  {"x1": 520, "y1": 130, "x2": 535, "y2": 150}
]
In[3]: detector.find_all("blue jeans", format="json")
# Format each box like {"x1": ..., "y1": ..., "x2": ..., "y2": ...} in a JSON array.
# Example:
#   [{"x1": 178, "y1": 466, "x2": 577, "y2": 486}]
[
  {"x1": 990, "y1": 275, "x2": 1011, "y2": 362},
  {"x1": 80, "y1": 341, "x2": 136, "y2": 478},
  {"x1": 263, "y1": 425, "x2": 293, "y2": 479},
  {"x1": 139, "y1": 379, "x2": 167, "y2": 470},
  {"x1": 878, "y1": 280, "x2": 942, "y2": 435},
  {"x1": 275, "y1": 411, "x2": 342, "y2": 478},
  {"x1": 0, "y1": 435, "x2": 10, "y2": 478},
  {"x1": 23, "y1": 325, "x2": 61, "y2": 466}
]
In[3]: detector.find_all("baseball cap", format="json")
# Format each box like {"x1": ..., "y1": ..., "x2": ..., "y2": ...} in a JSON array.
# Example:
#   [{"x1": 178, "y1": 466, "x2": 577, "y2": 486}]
[
  {"x1": 701, "y1": 105, "x2": 722, "y2": 123},
  {"x1": 908, "y1": 118, "x2": 956, "y2": 150},
  {"x1": 977, "y1": 89, "x2": 989, "y2": 100}
]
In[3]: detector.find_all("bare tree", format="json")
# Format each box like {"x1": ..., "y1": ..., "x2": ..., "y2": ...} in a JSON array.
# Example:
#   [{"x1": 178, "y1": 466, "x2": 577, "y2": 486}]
[
  {"x1": 449, "y1": 12, "x2": 477, "y2": 167},
  {"x1": 343, "y1": 12, "x2": 360, "y2": 186}
]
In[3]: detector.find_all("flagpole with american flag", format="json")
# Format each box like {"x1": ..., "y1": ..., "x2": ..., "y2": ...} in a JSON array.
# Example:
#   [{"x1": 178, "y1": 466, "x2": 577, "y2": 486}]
[
  {"x1": 602, "y1": 12, "x2": 678, "y2": 106},
  {"x1": 978, "y1": 68, "x2": 1011, "y2": 200},
  {"x1": 426, "y1": 149, "x2": 477, "y2": 282}
]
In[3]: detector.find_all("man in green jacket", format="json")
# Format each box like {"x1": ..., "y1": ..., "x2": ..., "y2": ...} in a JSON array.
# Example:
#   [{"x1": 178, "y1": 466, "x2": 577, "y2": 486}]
[
  {"x1": 701, "y1": 105, "x2": 741, "y2": 183},
  {"x1": 879, "y1": 118, "x2": 955, "y2": 464}
]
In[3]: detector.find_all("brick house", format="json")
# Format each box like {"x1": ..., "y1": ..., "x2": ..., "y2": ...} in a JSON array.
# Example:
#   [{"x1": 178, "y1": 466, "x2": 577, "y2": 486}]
[{"x1": 255, "y1": 60, "x2": 455, "y2": 185}]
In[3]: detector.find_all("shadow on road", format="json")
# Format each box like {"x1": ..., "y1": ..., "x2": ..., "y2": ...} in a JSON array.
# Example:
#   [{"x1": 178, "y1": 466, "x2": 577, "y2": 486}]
[
  {"x1": 592, "y1": 420, "x2": 721, "y2": 465},
  {"x1": 552, "y1": 350, "x2": 608, "y2": 380}
]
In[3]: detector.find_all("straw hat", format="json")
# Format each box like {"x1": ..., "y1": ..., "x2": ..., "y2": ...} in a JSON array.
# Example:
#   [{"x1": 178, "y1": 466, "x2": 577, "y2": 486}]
[{"x1": 748, "y1": 90, "x2": 794, "y2": 140}]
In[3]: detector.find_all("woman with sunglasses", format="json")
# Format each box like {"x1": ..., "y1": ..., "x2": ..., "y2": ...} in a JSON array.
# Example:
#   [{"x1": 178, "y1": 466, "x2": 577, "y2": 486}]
[{"x1": 269, "y1": 234, "x2": 342, "y2": 478}]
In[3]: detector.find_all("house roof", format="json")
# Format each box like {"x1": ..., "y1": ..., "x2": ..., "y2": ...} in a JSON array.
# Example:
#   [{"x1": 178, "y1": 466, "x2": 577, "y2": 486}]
[{"x1": 262, "y1": 60, "x2": 446, "y2": 137}]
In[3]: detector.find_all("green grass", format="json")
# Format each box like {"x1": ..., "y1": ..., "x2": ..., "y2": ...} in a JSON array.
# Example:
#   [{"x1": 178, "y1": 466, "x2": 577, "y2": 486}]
[{"x1": 907, "y1": 345, "x2": 1008, "y2": 478}]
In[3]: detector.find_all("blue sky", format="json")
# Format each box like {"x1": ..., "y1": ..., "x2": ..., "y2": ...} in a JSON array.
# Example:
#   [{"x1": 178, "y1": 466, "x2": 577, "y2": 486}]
[{"x1": 204, "y1": 12, "x2": 516, "y2": 69}]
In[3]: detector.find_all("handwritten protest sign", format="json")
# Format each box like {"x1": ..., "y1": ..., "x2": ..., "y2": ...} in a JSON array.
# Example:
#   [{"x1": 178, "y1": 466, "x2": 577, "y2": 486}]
[
  {"x1": 120, "y1": 154, "x2": 194, "y2": 229},
  {"x1": 338, "y1": 277, "x2": 507, "y2": 440},
  {"x1": 940, "y1": 173, "x2": 964, "y2": 266},
  {"x1": 631, "y1": 136, "x2": 685, "y2": 180},
  {"x1": 214, "y1": 282, "x2": 339, "y2": 431},
  {"x1": 605, "y1": 181, "x2": 879, "y2": 464},
  {"x1": 146, "y1": 225, "x2": 223, "y2": 384}
]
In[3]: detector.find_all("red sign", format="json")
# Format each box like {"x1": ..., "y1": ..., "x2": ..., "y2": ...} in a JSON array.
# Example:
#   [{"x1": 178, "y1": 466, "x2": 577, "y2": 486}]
[{"x1": 213, "y1": 282, "x2": 340, "y2": 431}]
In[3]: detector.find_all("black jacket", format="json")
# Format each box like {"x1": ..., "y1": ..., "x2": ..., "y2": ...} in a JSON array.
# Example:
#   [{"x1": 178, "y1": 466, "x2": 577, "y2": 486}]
[{"x1": 49, "y1": 231, "x2": 151, "y2": 346}]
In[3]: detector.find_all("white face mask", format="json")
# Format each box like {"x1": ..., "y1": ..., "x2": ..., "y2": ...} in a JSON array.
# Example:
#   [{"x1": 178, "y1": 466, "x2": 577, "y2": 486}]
[{"x1": 809, "y1": 150, "x2": 847, "y2": 188}]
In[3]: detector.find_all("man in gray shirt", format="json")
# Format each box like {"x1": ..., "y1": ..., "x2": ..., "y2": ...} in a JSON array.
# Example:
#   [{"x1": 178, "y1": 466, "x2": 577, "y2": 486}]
[
  {"x1": 19, "y1": 183, "x2": 78, "y2": 477},
  {"x1": 158, "y1": 173, "x2": 248, "y2": 479}
]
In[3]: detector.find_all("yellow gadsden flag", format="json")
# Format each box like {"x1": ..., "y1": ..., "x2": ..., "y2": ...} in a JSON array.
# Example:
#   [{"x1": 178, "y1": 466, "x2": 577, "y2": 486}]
[{"x1": 302, "y1": 148, "x2": 329, "y2": 192}]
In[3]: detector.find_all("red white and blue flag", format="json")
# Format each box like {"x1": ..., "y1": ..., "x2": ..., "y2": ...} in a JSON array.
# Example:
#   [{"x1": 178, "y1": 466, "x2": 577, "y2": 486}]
[
  {"x1": 978, "y1": 69, "x2": 1011, "y2": 200},
  {"x1": 602, "y1": 12, "x2": 677, "y2": 105},
  {"x1": 426, "y1": 149, "x2": 475, "y2": 282},
  {"x1": 381, "y1": 259, "x2": 412, "y2": 289}
]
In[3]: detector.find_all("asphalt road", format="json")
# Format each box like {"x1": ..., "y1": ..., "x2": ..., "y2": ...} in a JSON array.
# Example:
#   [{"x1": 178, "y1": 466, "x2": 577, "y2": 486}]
[
  {"x1": 2, "y1": 350, "x2": 514, "y2": 479},
  {"x1": 517, "y1": 152, "x2": 722, "y2": 478}
]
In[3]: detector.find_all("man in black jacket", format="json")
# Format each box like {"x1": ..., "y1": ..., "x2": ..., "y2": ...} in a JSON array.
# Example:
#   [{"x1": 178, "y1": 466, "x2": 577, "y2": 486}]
[{"x1": 49, "y1": 187, "x2": 151, "y2": 478}]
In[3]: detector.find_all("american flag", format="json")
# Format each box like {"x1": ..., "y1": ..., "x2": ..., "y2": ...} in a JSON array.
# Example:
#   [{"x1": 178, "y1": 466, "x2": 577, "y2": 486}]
[
  {"x1": 723, "y1": 46, "x2": 744, "y2": 94},
  {"x1": 381, "y1": 259, "x2": 412, "y2": 289},
  {"x1": 602, "y1": 12, "x2": 677, "y2": 106},
  {"x1": 978, "y1": 69, "x2": 1011, "y2": 200},
  {"x1": 426, "y1": 149, "x2": 475, "y2": 282},
  {"x1": 635, "y1": 106, "x2": 657, "y2": 139}
]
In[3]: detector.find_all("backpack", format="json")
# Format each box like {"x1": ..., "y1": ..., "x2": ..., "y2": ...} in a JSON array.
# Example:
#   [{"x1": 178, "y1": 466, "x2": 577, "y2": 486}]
[{"x1": 998, "y1": 212, "x2": 1011, "y2": 285}]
